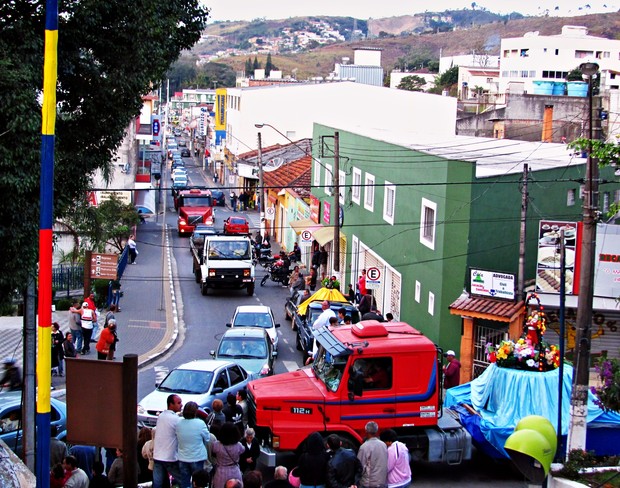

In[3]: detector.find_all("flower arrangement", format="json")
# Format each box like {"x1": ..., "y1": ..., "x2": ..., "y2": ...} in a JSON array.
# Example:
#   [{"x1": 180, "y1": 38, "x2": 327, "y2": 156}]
[
  {"x1": 485, "y1": 293, "x2": 560, "y2": 372},
  {"x1": 486, "y1": 338, "x2": 560, "y2": 372},
  {"x1": 321, "y1": 276, "x2": 340, "y2": 290},
  {"x1": 590, "y1": 353, "x2": 620, "y2": 412}
]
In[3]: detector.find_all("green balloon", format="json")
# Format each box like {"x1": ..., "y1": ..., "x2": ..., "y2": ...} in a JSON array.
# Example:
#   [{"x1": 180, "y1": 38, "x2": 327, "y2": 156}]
[{"x1": 515, "y1": 415, "x2": 557, "y2": 454}]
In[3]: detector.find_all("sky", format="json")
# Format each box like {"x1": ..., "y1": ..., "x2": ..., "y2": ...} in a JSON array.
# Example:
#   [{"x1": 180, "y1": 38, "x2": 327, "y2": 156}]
[{"x1": 203, "y1": 0, "x2": 618, "y2": 22}]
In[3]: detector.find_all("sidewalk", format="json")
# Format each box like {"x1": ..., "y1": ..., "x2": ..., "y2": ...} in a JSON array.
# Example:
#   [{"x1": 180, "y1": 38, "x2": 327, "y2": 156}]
[{"x1": 0, "y1": 219, "x2": 178, "y2": 397}]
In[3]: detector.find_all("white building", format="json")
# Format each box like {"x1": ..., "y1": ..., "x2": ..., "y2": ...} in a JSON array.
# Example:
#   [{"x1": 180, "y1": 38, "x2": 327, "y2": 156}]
[
  {"x1": 389, "y1": 71, "x2": 436, "y2": 91},
  {"x1": 499, "y1": 25, "x2": 620, "y2": 93},
  {"x1": 223, "y1": 81, "x2": 457, "y2": 157},
  {"x1": 439, "y1": 54, "x2": 500, "y2": 73}
]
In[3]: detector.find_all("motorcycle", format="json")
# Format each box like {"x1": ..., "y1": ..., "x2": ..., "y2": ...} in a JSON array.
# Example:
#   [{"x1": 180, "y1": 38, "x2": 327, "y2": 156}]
[
  {"x1": 260, "y1": 256, "x2": 292, "y2": 286},
  {"x1": 252, "y1": 243, "x2": 273, "y2": 268}
]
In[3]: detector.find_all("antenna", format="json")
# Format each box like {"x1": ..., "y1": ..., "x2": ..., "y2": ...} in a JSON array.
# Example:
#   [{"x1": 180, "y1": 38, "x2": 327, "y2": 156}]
[{"x1": 263, "y1": 157, "x2": 283, "y2": 172}]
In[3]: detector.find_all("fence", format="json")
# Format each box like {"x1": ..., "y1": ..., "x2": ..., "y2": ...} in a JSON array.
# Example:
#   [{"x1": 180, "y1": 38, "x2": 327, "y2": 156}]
[{"x1": 52, "y1": 264, "x2": 84, "y2": 297}]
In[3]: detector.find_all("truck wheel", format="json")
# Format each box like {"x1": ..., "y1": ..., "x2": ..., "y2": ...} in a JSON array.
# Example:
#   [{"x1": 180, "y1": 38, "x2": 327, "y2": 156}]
[
  {"x1": 260, "y1": 275, "x2": 268, "y2": 287},
  {"x1": 201, "y1": 282, "x2": 209, "y2": 296},
  {"x1": 247, "y1": 283, "x2": 255, "y2": 296}
]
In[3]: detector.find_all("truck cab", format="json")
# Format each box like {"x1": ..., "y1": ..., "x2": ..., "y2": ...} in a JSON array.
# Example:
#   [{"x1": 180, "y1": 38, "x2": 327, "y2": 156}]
[
  {"x1": 176, "y1": 188, "x2": 214, "y2": 236},
  {"x1": 248, "y1": 321, "x2": 472, "y2": 466},
  {"x1": 193, "y1": 235, "x2": 255, "y2": 296}
]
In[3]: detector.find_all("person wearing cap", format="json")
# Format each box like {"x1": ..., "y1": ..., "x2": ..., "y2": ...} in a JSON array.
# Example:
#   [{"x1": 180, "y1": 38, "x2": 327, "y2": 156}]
[
  {"x1": 79, "y1": 302, "x2": 97, "y2": 355},
  {"x1": 96, "y1": 319, "x2": 118, "y2": 360},
  {"x1": 0, "y1": 358, "x2": 22, "y2": 391},
  {"x1": 443, "y1": 350, "x2": 461, "y2": 390}
]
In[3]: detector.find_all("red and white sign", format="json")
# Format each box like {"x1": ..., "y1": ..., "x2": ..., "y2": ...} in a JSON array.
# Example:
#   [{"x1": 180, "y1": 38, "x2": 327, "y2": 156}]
[{"x1": 366, "y1": 267, "x2": 381, "y2": 290}]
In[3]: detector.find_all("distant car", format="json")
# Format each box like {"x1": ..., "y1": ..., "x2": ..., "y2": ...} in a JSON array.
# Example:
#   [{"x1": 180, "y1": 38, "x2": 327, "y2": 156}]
[
  {"x1": 223, "y1": 216, "x2": 250, "y2": 235},
  {"x1": 0, "y1": 391, "x2": 67, "y2": 455},
  {"x1": 285, "y1": 289, "x2": 311, "y2": 324},
  {"x1": 177, "y1": 139, "x2": 187, "y2": 147},
  {"x1": 181, "y1": 148, "x2": 191, "y2": 158},
  {"x1": 171, "y1": 167, "x2": 188, "y2": 181},
  {"x1": 190, "y1": 223, "x2": 218, "y2": 258},
  {"x1": 227, "y1": 305, "x2": 280, "y2": 351},
  {"x1": 211, "y1": 328, "x2": 275, "y2": 377},
  {"x1": 137, "y1": 359, "x2": 252, "y2": 427},
  {"x1": 211, "y1": 189, "x2": 226, "y2": 207},
  {"x1": 171, "y1": 160, "x2": 185, "y2": 171},
  {"x1": 172, "y1": 175, "x2": 189, "y2": 191}
]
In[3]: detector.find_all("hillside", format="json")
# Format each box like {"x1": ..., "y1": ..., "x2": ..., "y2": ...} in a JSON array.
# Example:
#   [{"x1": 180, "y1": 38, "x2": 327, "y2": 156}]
[{"x1": 195, "y1": 12, "x2": 620, "y2": 82}]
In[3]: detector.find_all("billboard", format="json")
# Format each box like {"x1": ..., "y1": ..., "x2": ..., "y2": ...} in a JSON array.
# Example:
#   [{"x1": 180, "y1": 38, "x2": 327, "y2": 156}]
[
  {"x1": 594, "y1": 223, "x2": 620, "y2": 299},
  {"x1": 535, "y1": 220, "x2": 579, "y2": 295},
  {"x1": 470, "y1": 269, "x2": 515, "y2": 300},
  {"x1": 215, "y1": 88, "x2": 226, "y2": 131}
]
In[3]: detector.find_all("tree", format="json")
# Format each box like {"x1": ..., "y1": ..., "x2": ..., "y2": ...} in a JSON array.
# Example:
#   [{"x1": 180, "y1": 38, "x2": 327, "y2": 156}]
[
  {"x1": 265, "y1": 53, "x2": 278, "y2": 77},
  {"x1": 245, "y1": 58, "x2": 253, "y2": 76},
  {"x1": 428, "y1": 66, "x2": 459, "y2": 94},
  {"x1": 397, "y1": 75, "x2": 427, "y2": 92},
  {"x1": 253, "y1": 56, "x2": 260, "y2": 70},
  {"x1": 0, "y1": 0, "x2": 209, "y2": 306}
]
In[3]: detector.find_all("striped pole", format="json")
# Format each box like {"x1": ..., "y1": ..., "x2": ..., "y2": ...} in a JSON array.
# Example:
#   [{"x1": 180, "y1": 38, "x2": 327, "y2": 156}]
[{"x1": 37, "y1": 1, "x2": 58, "y2": 485}]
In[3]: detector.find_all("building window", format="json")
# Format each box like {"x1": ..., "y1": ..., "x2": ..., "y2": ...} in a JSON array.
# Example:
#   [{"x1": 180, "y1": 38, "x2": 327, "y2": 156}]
[
  {"x1": 580, "y1": 184, "x2": 585, "y2": 200},
  {"x1": 428, "y1": 292, "x2": 435, "y2": 316},
  {"x1": 364, "y1": 173, "x2": 375, "y2": 212},
  {"x1": 352, "y1": 168, "x2": 361, "y2": 204},
  {"x1": 567, "y1": 189, "x2": 576, "y2": 206},
  {"x1": 415, "y1": 281, "x2": 421, "y2": 303},
  {"x1": 339, "y1": 170, "x2": 346, "y2": 205},
  {"x1": 383, "y1": 181, "x2": 396, "y2": 225},
  {"x1": 324, "y1": 163, "x2": 333, "y2": 196},
  {"x1": 313, "y1": 159, "x2": 321, "y2": 189},
  {"x1": 503, "y1": 50, "x2": 510, "y2": 58},
  {"x1": 555, "y1": 49, "x2": 559, "y2": 55},
  {"x1": 520, "y1": 49, "x2": 529, "y2": 57},
  {"x1": 420, "y1": 198, "x2": 437, "y2": 250}
]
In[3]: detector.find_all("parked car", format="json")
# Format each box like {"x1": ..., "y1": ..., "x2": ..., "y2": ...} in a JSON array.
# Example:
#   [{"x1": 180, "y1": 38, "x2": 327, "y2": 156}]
[
  {"x1": 223, "y1": 216, "x2": 250, "y2": 235},
  {"x1": 211, "y1": 328, "x2": 275, "y2": 377},
  {"x1": 137, "y1": 359, "x2": 251, "y2": 427},
  {"x1": 181, "y1": 148, "x2": 191, "y2": 158},
  {"x1": 0, "y1": 391, "x2": 67, "y2": 456},
  {"x1": 285, "y1": 289, "x2": 311, "y2": 324},
  {"x1": 228, "y1": 305, "x2": 280, "y2": 351},
  {"x1": 211, "y1": 189, "x2": 226, "y2": 207},
  {"x1": 173, "y1": 174, "x2": 189, "y2": 190},
  {"x1": 171, "y1": 160, "x2": 185, "y2": 171},
  {"x1": 171, "y1": 167, "x2": 188, "y2": 181},
  {"x1": 177, "y1": 139, "x2": 187, "y2": 147}
]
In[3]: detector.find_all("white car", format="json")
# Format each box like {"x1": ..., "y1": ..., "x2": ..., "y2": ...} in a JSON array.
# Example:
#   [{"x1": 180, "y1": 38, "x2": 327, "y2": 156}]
[
  {"x1": 227, "y1": 305, "x2": 280, "y2": 351},
  {"x1": 171, "y1": 167, "x2": 188, "y2": 181}
]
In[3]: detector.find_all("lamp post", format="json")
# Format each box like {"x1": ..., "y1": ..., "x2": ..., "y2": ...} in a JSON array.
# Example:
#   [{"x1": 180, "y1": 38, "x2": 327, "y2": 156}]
[
  {"x1": 256, "y1": 131, "x2": 266, "y2": 238},
  {"x1": 567, "y1": 61, "x2": 599, "y2": 454}
]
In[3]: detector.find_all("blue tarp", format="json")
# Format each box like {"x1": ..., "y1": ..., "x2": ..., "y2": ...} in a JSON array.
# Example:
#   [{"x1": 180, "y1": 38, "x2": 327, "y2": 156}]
[{"x1": 445, "y1": 363, "x2": 620, "y2": 458}]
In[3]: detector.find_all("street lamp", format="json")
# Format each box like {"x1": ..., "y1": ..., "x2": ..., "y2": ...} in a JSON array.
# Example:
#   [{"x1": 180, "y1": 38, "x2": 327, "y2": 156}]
[{"x1": 567, "y1": 61, "x2": 599, "y2": 454}]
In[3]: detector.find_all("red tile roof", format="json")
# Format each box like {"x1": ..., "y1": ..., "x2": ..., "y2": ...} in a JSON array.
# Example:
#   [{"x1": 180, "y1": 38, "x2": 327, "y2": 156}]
[
  {"x1": 449, "y1": 296, "x2": 524, "y2": 322},
  {"x1": 264, "y1": 156, "x2": 312, "y2": 198}
]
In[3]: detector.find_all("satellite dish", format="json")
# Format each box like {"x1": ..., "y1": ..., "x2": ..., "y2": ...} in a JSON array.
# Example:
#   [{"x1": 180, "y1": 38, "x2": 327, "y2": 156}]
[{"x1": 263, "y1": 157, "x2": 284, "y2": 172}]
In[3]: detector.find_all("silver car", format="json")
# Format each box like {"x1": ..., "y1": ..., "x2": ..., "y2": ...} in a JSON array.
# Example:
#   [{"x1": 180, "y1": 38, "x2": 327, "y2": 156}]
[{"x1": 137, "y1": 360, "x2": 251, "y2": 427}]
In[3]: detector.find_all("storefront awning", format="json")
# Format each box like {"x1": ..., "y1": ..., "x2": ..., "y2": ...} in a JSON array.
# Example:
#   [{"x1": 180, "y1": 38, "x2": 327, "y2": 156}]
[{"x1": 289, "y1": 219, "x2": 334, "y2": 247}]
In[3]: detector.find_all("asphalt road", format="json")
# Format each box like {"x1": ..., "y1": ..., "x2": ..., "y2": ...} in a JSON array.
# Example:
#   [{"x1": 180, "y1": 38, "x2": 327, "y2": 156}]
[{"x1": 136, "y1": 142, "x2": 532, "y2": 487}]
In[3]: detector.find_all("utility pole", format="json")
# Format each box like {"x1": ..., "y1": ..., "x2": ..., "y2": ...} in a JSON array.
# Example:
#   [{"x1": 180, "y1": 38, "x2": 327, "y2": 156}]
[
  {"x1": 257, "y1": 132, "x2": 266, "y2": 238},
  {"x1": 517, "y1": 163, "x2": 529, "y2": 300},
  {"x1": 333, "y1": 132, "x2": 340, "y2": 273},
  {"x1": 567, "y1": 61, "x2": 600, "y2": 453}
]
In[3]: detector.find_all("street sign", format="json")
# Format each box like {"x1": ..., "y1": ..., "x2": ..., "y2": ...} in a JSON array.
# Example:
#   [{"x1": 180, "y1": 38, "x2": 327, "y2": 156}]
[
  {"x1": 266, "y1": 206, "x2": 275, "y2": 221},
  {"x1": 152, "y1": 120, "x2": 160, "y2": 136},
  {"x1": 366, "y1": 266, "x2": 381, "y2": 290},
  {"x1": 90, "y1": 253, "x2": 118, "y2": 280},
  {"x1": 300, "y1": 229, "x2": 313, "y2": 247}
]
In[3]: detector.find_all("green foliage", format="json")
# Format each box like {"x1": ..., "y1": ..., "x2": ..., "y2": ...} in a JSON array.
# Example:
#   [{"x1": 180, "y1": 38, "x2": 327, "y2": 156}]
[
  {"x1": 591, "y1": 353, "x2": 620, "y2": 412},
  {"x1": 54, "y1": 298, "x2": 73, "y2": 311},
  {"x1": 0, "y1": 0, "x2": 208, "y2": 307},
  {"x1": 265, "y1": 53, "x2": 277, "y2": 76},
  {"x1": 92, "y1": 279, "x2": 111, "y2": 308},
  {"x1": 428, "y1": 66, "x2": 459, "y2": 94},
  {"x1": 555, "y1": 449, "x2": 620, "y2": 483},
  {"x1": 397, "y1": 75, "x2": 427, "y2": 92}
]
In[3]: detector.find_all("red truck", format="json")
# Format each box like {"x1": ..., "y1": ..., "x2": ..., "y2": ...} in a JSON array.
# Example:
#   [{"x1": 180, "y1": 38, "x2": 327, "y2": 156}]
[
  {"x1": 247, "y1": 320, "x2": 472, "y2": 466},
  {"x1": 176, "y1": 188, "x2": 214, "y2": 236}
]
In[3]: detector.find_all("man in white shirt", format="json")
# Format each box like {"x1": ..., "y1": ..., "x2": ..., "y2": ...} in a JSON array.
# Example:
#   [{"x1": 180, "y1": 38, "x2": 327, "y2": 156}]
[
  {"x1": 63, "y1": 455, "x2": 89, "y2": 488},
  {"x1": 153, "y1": 394, "x2": 183, "y2": 488},
  {"x1": 312, "y1": 301, "x2": 336, "y2": 330}
]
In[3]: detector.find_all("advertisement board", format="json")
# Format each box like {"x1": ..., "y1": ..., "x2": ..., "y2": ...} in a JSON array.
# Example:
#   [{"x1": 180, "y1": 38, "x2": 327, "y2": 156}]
[
  {"x1": 323, "y1": 201, "x2": 331, "y2": 224},
  {"x1": 594, "y1": 223, "x2": 620, "y2": 299},
  {"x1": 535, "y1": 220, "x2": 579, "y2": 295},
  {"x1": 470, "y1": 269, "x2": 515, "y2": 300},
  {"x1": 215, "y1": 88, "x2": 226, "y2": 131},
  {"x1": 309, "y1": 195, "x2": 320, "y2": 223}
]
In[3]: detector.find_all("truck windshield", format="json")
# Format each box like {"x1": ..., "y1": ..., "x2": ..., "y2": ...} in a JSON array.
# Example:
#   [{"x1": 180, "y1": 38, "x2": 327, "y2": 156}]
[
  {"x1": 208, "y1": 241, "x2": 251, "y2": 260},
  {"x1": 312, "y1": 345, "x2": 347, "y2": 392},
  {"x1": 181, "y1": 196, "x2": 212, "y2": 207}
]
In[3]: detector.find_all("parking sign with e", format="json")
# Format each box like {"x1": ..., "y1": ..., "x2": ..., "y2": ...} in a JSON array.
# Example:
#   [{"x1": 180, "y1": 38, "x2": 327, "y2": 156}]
[{"x1": 367, "y1": 267, "x2": 381, "y2": 281}]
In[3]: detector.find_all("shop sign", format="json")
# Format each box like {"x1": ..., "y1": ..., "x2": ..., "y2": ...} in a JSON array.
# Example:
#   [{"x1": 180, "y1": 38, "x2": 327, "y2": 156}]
[{"x1": 470, "y1": 269, "x2": 515, "y2": 300}]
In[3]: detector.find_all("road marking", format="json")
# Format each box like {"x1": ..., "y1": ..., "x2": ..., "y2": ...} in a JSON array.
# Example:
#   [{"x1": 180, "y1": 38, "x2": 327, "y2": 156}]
[
  {"x1": 282, "y1": 360, "x2": 299, "y2": 372},
  {"x1": 282, "y1": 338, "x2": 289, "y2": 344},
  {"x1": 128, "y1": 320, "x2": 166, "y2": 329}
]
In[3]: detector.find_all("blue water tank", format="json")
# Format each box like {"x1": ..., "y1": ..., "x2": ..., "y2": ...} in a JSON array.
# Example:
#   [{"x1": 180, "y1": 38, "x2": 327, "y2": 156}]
[
  {"x1": 567, "y1": 81, "x2": 588, "y2": 97},
  {"x1": 552, "y1": 82, "x2": 566, "y2": 95},
  {"x1": 533, "y1": 81, "x2": 553, "y2": 95}
]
